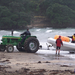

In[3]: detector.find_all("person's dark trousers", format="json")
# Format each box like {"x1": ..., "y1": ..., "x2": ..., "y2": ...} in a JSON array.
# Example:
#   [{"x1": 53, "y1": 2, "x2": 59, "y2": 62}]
[
  {"x1": 21, "y1": 36, "x2": 26, "y2": 44},
  {"x1": 72, "y1": 41, "x2": 75, "y2": 43}
]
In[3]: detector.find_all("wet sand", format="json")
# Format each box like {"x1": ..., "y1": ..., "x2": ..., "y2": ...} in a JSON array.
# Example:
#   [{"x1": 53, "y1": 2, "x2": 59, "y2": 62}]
[{"x1": 0, "y1": 51, "x2": 75, "y2": 75}]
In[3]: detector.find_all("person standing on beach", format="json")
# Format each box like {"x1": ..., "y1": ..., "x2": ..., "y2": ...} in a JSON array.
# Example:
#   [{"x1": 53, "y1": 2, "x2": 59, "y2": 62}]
[
  {"x1": 56, "y1": 36, "x2": 63, "y2": 55},
  {"x1": 11, "y1": 29, "x2": 14, "y2": 36}
]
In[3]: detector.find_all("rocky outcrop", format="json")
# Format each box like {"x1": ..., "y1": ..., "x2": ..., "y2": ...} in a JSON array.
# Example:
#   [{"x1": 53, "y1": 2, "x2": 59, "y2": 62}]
[
  {"x1": 27, "y1": 16, "x2": 75, "y2": 28},
  {"x1": 27, "y1": 16, "x2": 50, "y2": 28}
]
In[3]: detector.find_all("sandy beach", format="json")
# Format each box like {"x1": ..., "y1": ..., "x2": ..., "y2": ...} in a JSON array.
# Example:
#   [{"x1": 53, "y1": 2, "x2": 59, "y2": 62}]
[{"x1": 0, "y1": 50, "x2": 75, "y2": 75}]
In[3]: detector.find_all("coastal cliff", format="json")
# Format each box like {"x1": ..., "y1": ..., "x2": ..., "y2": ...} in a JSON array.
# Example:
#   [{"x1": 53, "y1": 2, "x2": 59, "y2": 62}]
[{"x1": 27, "y1": 16, "x2": 50, "y2": 28}]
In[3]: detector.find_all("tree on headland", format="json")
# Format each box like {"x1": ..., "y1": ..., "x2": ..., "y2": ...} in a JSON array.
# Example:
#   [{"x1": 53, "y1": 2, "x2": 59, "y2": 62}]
[
  {"x1": 0, "y1": 0, "x2": 75, "y2": 29},
  {"x1": 46, "y1": 3, "x2": 75, "y2": 27}
]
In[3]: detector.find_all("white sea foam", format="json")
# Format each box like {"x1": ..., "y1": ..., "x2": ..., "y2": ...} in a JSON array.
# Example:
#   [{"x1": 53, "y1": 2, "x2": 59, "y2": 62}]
[
  {"x1": 46, "y1": 30, "x2": 52, "y2": 33},
  {"x1": 14, "y1": 31, "x2": 20, "y2": 34},
  {"x1": 0, "y1": 28, "x2": 75, "y2": 59},
  {"x1": 36, "y1": 29, "x2": 41, "y2": 31}
]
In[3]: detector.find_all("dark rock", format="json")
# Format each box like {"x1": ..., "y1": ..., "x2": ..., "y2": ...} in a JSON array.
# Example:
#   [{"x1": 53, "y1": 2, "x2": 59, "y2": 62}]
[{"x1": 38, "y1": 61, "x2": 41, "y2": 63}]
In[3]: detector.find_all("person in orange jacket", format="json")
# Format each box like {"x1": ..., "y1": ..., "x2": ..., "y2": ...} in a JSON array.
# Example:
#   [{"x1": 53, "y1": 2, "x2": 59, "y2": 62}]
[{"x1": 56, "y1": 36, "x2": 63, "y2": 55}]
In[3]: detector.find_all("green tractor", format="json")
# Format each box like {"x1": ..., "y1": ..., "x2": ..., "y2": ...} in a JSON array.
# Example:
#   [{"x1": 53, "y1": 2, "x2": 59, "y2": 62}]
[{"x1": 0, "y1": 35, "x2": 39, "y2": 53}]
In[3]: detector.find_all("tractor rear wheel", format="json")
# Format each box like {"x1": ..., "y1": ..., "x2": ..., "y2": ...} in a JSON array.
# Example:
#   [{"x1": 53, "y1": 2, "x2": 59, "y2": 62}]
[
  {"x1": 6, "y1": 45, "x2": 14, "y2": 53},
  {"x1": 24, "y1": 37, "x2": 39, "y2": 53}
]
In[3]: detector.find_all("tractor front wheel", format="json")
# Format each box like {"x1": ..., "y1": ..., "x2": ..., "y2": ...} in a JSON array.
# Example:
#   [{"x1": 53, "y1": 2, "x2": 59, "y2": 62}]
[{"x1": 6, "y1": 45, "x2": 14, "y2": 53}]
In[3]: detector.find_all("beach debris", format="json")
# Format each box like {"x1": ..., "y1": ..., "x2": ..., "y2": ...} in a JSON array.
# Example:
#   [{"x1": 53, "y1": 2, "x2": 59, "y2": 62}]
[
  {"x1": 29, "y1": 69, "x2": 46, "y2": 75},
  {"x1": 1, "y1": 59, "x2": 9, "y2": 62},
  {"x1": 60, "y1": 65, "x2": 71, "y2": 67},
  {"x1": 0, "y1": 59, "x2": 11, "y2": 65},
  {"x1": 38, "y1": 61, "x2": 41, "y2": 63},
  {"x1": 49, "y1": 70, "x2": 75, "y2": 75},
  {"x1": 45, "y1": 61, "x2": 51, "y2": 63},
  {"x1": 0, "y1": 65, "x2": 11, "y2": 71},
  {"x1": 21, "y1": 68, "x2": 30, "y2": 72},
  {"x1": 0, "y1": 68, "x2": 75, "y2": 75}
]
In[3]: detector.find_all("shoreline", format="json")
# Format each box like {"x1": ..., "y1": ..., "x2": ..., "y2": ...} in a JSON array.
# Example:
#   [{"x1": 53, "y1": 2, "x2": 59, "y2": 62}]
[{"x1": 0, "y1": 51, "x2": 75, "y2": 75}]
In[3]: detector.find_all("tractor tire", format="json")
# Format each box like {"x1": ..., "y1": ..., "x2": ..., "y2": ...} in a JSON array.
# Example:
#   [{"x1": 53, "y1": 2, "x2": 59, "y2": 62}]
[
  {"x1": 24, "y1": 37, "x2": 39, "y2": 53},
  {"x1": 6, "y1": 45, "x2": 14, "y2": 53},
  {"x1": 16, "y1": 45, "x2": 25, "y2": 52},
  {"x1": 0, "y1": 45, "x2": 6, "y2": 52}
]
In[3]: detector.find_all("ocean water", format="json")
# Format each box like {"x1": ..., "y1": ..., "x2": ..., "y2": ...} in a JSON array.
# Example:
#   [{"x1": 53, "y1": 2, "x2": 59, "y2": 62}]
[{"x1": 0, "y1": 27, "x2": 75, "y2": 60}]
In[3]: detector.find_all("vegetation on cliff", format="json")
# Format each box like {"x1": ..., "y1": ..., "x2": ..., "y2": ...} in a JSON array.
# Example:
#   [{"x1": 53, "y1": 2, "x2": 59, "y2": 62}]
[{"x1": 0, "y1": 0, "x2": 75, "y2": 29}]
